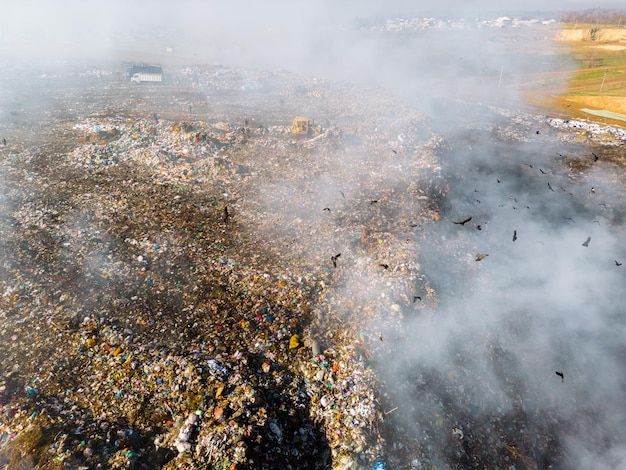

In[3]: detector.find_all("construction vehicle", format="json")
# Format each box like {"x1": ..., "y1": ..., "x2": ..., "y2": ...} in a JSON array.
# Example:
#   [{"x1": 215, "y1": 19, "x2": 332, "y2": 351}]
[{"x1": 291, "y1": 117, "x2": 322, "y2": 137}]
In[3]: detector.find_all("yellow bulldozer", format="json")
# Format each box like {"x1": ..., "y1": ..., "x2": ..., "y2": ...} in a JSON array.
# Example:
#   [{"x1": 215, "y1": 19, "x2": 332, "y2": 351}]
[{"x1": 291, "y1": 117, "x2": 322, "y2": 137}]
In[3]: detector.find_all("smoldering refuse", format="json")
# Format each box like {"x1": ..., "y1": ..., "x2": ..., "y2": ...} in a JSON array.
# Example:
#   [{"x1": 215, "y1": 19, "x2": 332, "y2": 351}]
[
  {"x1": 369, "y1": 102, "x2": 626, "y2": 468},
  {"x1": 0, "y1": 2, "x2": 625, "y2": 469}
]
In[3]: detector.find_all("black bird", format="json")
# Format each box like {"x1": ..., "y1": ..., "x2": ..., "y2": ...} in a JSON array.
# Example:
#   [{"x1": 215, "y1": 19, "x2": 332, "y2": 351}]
[
  {"x1": 564, "y1": 217, "x2": 575, "y2": 223},
  {"x1": 497, "y1": 179, "x2": 501, "y2": 183},
  {"x1": 592, "y1": 152, "x2": 599, "y2": 161},
  {"x1": 539, "y1": 168, "x2": 547, "y2": 174},
  {"x1": 512, "y1": 230, "x2": 517, "y2": 242},
  {"x1": 223, "y1": 206, "x2": 230, "y2": 222},
  {"x1": 555, "y1": 371, "x2": 564, "y2": 383},
  {"x1": 323, "y1": 207, "x2": 331, "y2": 212},
  {"x1": 339, "y1": 190, "x2": 345, "y2": 199},
  {"x1": 409, "y1": 223, "x2": 418, "y2": 228},
  {"x1": 453, "y1": 217, "x2": 472, "y2": 226},
  {"x1": 475, "y1": 253, "x2": 488, "y2": 261},
  {"x1": 413, "y1": 296, "x2": 422, "y2": 302},
  {"x1": 548, "y1": 182, "x2": 555, "y2": 192},
  {"x1": 370, "y1": 200, "x2": 378, "y2": 204},
  {"x1": 582, "y1": 237, "x2": 591, "y2": 247},
  {"x1": 615, "y1": 260, "x2": 622, "y2": 267},
  {"x1": 331, "y1": 253, "x2": 341, "y2": 268},
  {"x1": 476, "y1": 225, "x2": 482, "y2": 230},
  {"x1": 379, "y1": 263, "x2": 389, "y2": 270},
  {"x1": 391, "y1": 149, "x2": 398, "y2": 154}
]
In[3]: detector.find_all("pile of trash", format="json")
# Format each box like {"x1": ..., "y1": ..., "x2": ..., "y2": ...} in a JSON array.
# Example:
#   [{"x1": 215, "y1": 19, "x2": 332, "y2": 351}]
[{"x1": 0, "y1": 65, "x2": 447, "y2": 469}]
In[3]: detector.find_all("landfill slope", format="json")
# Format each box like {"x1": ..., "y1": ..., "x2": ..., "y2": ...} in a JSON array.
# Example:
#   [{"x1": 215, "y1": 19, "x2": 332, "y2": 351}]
[{"x1": 0, "y1": 65, "x2": 446, "y2": 469}]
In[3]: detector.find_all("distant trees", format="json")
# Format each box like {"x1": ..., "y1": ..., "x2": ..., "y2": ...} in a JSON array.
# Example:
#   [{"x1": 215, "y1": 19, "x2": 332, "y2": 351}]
[{"x1": 561, "y1": 9, "x2": 626, "y2": 26}]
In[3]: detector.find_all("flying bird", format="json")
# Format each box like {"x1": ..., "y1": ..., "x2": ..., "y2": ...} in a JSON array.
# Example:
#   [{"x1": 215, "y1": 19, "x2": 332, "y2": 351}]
[
  {"x1": 548, "y1": 182, "x2": 555, "y2": 192},
  {"x1": 475, "y1": 253, "x2": 488, "y2": 261},
  {"x1": 555, "y1": 371, "x2": 564, "y2": 383},
  {"x1": 370, "y1": 200, "x2": 378, "y2": 204},
  {"x1": 339, "y1": 190, "x2": 345, "y2": 199},
  {"x1": 582, "y1": 237, "x2": 591, "y2": 247},
  {"x1": 592, "y1": 153, "x2": 599, "y2": 162},
  {"x1": 323, "y1": 207, "x2": 331, "y2": 212},
  {"x1": 391, "y1": 149, "x2": 397, "y2": 154},
  {"x1": 413, "y1": 296, "x2": 422, "y2": 302},
  {"x1": 512, "y1": 230, "x2": 517, "y2": 242},
  {"x1": 453, "y1": 217, "x2": 472, "y2": 226},
  {"x1": 379, "y1": 263, "x2": 389, "y2": 270},
  {"x1": 223, "y1": 206, "x2": 230, "y2": 222},
  {"x1": 615, "y1": 260, "x2": 622, "y2": 267},
  {"x1": 331, "y1": 253, "x2": 341, "y2": 268},
  {"x1": 539, "y1": 168, "x2": 547, "y2": 174},
  {"x1": 476, "y1": 225, "x2": 482, "y2": 231}
]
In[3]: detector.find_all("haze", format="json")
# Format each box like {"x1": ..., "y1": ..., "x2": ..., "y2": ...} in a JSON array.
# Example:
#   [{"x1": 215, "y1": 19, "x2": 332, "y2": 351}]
[{"x1": 2, "y1": 1, "x2": 625, "y2": 468}]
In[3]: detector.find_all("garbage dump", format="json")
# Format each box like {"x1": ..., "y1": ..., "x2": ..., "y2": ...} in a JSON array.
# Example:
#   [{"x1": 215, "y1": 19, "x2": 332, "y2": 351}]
[
  {"x1": 0, "y1": 64, "x2": 446, "y2": 469},
  {"x1": 1, "y1": 63, "x2": 625, "y2": 470}
]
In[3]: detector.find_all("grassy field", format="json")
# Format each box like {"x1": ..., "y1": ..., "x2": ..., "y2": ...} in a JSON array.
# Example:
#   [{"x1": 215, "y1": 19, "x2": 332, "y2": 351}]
[{"x1": 521, "y1": 23, "x2": 626, "y2": 126}]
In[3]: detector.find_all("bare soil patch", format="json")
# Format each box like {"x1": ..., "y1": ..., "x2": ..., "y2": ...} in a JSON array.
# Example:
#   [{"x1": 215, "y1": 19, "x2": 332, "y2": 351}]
[{"x1": 521, "y1": 24, "x2": 626, "y2": 128}]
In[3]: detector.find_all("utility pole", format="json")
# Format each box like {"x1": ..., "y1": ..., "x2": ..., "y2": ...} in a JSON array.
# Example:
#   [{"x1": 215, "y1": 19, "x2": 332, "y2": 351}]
[{"x1": 600, "y1": 68, "x2": 608, "y2": 92}]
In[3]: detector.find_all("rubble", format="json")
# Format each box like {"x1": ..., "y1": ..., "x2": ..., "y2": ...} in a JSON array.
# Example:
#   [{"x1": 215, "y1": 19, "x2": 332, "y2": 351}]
[
  {"x1": 0, "y1": 64, "x2": 445, "y2": 469},
  {"x1": 1, "y1": 62, "x2": 622, "y2": 469}
]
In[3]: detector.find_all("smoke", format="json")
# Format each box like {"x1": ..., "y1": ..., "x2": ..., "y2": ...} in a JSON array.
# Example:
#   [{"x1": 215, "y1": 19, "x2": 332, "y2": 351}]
[
  {"x1": 2, "y1": 1, "x2": 625, "y2": 468},
  {"x1": 368, "y1": 119, "x2": 626, "y2": 467}
]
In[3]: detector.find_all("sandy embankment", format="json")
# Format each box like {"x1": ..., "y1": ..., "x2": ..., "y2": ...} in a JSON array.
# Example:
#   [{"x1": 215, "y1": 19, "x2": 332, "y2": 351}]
[{"x1": 552, "y1": 27, "x2": 626, "y2": 123}]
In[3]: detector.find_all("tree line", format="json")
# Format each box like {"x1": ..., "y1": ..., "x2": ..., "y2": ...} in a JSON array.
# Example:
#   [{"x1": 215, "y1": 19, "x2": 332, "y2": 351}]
[{"x1": 561, "y1": 9, "x2": 626, "y2": 26}]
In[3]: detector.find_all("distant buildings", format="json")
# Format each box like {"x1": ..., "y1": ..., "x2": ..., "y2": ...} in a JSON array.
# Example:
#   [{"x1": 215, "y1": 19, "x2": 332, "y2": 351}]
[{"x1": 364, "y1": 15, "x2": 558, "y2": 33}]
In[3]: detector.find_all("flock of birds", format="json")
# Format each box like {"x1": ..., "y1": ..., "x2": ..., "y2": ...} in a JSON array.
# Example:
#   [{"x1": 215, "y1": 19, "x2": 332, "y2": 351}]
[
  {"x1": 311, "y1": 143, "x2": 622, "y2": 387},
  {"x1": 450, "y1": 154, "x2": 623, "y2": 268}
]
